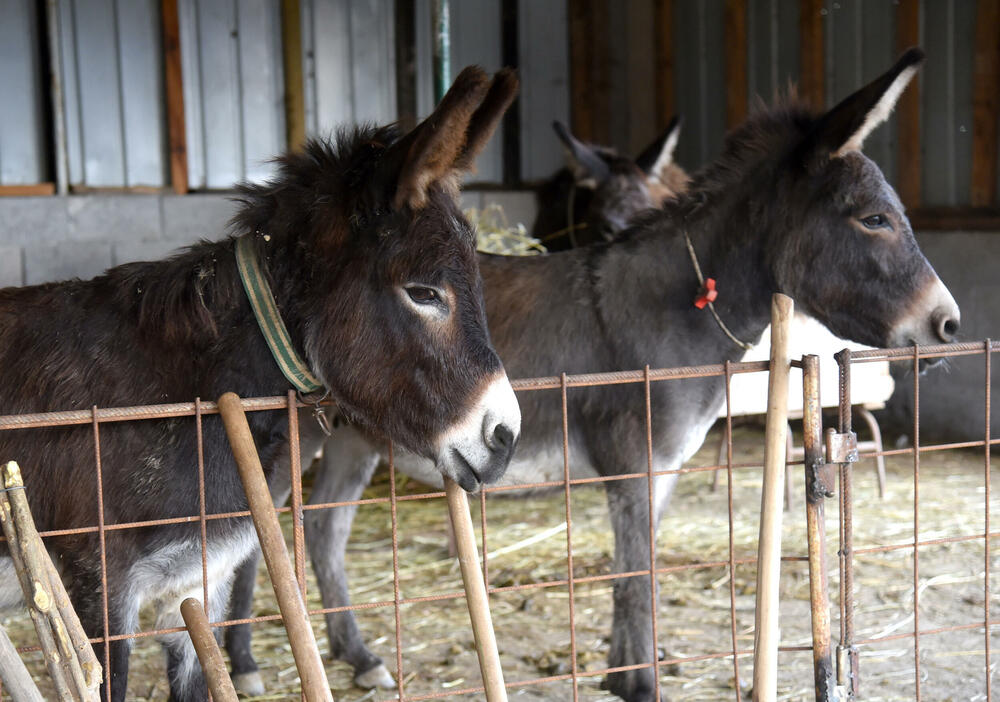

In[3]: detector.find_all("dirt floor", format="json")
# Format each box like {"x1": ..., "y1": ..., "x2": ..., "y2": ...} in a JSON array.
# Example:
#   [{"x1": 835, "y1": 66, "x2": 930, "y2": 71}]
[{"x1": 4, "y1": 421, "x2": 998, "y2": 701}]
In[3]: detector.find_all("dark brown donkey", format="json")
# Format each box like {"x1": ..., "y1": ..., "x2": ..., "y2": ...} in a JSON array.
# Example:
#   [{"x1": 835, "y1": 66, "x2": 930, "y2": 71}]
[
  {"x1": 0, "y1": 67, "x2": 520, "y2": 702},
  {"x1": 223, "y1": 116, "x2": 688, "y2": 695},
  {"x1": 239, "y1": 49, "x2": 960, "y2": 702},
  {"x1": 533, "y1": 115, "x2": 688, "y2": 249}
]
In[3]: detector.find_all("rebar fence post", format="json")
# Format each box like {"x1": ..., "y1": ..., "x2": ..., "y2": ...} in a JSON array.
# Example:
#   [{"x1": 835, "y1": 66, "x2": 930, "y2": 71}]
[
  {"x1": 752, "y1": 293, "x2": 794, "y2": 702},
  {"x1": 217, "y1": 393, "x2": 333, "y2": 702},
  {"x1": 801, "y1": 355, "x2": 835, "y2": 700},
  {"x1": 833, "y1": 349, "x2": 859, "y2": 699}
]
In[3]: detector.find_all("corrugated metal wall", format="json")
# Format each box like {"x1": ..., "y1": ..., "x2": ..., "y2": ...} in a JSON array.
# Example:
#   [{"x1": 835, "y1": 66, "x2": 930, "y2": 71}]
[
  {"x1": 0, "y1": 0, "x2": 47, "y2": 185},
  {"x1": 58, "y1": 0, "x2": 166, "y2": 188},
  {"x1": 304, "y1": 0, "x2": 397, "y2": 136},
  {"x1": 0, "y1": 0, "x2": 992, "y2": 199},
  {"x1": 179, "y1": 0, "x2": 286, "y2": 189}
]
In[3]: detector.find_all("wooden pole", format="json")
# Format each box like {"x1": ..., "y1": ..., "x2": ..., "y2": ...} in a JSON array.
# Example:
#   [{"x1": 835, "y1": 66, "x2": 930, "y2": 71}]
[
  {"x1": 217, "y1": 394, "x2": 333, "y2": 702},
  {"x1": 895, "y1": 0, "x2": 922, "y2": 209},
  {"x1": 281, "y1": 0, "x2": 306, "y2": 151},
  {"x1": 180, "y1": 599, "x2": 239, "y2": 702},
  {"x1": 751, "y1": 293, "x2": 794, "y2": 702},
  {"x1": 444, "y1": 479, "x2": 508, "y2": 702},
  {"x1": 971, "y1": 0, "x2": 1000, "y2": 207},
  {"x1": 0, "y1": 623, "x2": 44, "y2": 702},
  {"x1": 161, "y1": 0, "x2": 189, "y2": 194}
]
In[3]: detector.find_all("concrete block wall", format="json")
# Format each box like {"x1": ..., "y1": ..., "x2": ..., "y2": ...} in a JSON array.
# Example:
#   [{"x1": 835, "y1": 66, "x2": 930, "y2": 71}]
[{"x1": 0, "y1": 190, "x2": 539, "y2": 288}]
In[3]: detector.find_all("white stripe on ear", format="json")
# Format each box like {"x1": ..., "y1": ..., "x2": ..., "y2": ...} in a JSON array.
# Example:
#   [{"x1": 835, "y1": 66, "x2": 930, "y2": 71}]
[
  {"x1": 650, "y1": 126, "x2": 681, "y2": 183},
  {"x1": 835, "y1": 64, "x2": 919, "y2": 156}
]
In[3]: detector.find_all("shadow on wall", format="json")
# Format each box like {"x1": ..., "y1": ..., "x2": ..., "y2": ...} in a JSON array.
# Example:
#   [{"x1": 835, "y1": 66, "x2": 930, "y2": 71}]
[{"x1": 877, "y1": 231, "x2": 1000, "y2": 444}]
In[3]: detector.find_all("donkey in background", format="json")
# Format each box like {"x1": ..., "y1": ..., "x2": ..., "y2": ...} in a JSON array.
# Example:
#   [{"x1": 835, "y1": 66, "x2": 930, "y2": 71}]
[
  {"x1": 224, "y1": 115, "x2": 688, "y2": 695},
  {"x1": 0, "y1": 67, "x2": 520, "y2": 702},
  {"x1": 534, "y1": 115, "x2": 688, "y2": 249},
  {"x1": 239, "y1": 49, "x2": 959, "y2": 702}
]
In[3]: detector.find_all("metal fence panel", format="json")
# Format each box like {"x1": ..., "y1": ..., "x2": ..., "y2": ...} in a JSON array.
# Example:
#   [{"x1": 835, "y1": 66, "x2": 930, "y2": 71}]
[{"x1": 0, "y1": 0, "x2": 47, "y2": 185}]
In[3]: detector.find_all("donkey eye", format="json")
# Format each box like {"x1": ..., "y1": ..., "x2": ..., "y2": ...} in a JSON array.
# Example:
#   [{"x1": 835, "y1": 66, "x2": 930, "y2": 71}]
[
  {"x1": 405, "y1": 286, "x2": 440, "y2": 305},
  {"x1": 860, "y1": 214, "x2": 889, "y2": 230}
]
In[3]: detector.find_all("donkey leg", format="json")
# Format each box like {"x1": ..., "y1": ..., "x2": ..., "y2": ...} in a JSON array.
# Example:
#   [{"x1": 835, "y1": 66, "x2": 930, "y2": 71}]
[
  {"x1": 305, "y1": 435, "x2": 395, "y2": 689},
  {"x1": 68, "y1": 562, "x2": 137, "y2": 702},
  {"x1": 601, "y1": 470, "x2": 680, "y2": 702},
  {"x1": 224, "y1": 551, "x2": 266, "y2": 696}
]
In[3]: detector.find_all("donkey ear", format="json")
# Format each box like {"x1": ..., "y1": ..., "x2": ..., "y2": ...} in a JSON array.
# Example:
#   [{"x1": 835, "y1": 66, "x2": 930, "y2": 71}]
[
  {"x1": 809, "y1": 47, "x2": 924, "y2": 157},
  {"x1": 393, "y1": 66, "x2": 490, "y2": 210},
  {"x1": 453, "y1": 68, "x2": 519, "y2": 173},
  {"x1": 636, "y1": 115, "x2": 682, "y2": 178},
  {"x1": 552, "y1": 121, "x2": 611, "y2": 186}
]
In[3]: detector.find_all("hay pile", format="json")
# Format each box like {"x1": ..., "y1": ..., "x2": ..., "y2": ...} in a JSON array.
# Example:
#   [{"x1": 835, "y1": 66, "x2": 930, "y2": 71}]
[{"x1": 468, "y1": 204, "x2": 546, "y2": 256}]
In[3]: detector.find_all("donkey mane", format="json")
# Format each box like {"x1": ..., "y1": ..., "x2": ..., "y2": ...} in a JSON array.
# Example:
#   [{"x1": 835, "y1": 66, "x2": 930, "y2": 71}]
[
  {"x1": 666, "y1": 99, "x2": 815, "y2": 221},
  {"x1": 108, "y1": 128, "x2": 410, "y2": 348}
]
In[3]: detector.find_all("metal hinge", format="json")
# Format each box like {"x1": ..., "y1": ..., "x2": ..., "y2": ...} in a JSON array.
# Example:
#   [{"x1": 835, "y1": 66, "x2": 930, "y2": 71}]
[{"x1": 825, "y1": 429, "x2": 859, "y2": 464}]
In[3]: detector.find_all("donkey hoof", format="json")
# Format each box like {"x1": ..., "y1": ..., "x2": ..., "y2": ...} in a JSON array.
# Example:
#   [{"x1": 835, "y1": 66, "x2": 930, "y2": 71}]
[
  {"x1": 355, "y1": 663, "x2": 396, "y2": 689},
  {"x1": 232, "y1": 670, "x2": 266, "y2": 696}
]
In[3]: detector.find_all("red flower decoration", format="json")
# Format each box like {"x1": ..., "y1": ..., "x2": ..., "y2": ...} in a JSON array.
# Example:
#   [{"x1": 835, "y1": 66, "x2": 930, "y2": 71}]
[{"x1": 694, "y1": 278, "x2": 718, "y2": 309}]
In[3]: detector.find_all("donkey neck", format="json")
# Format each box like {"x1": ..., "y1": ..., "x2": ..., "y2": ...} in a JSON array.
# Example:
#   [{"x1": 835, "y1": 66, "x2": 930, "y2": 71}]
[{"x1": 594, "y1": 201, "x2": 776, "y2": 369}]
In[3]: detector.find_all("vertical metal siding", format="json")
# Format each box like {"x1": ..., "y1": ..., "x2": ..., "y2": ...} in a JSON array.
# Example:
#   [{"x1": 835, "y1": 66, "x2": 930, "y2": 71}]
[
  {"x1": 921, "y1": 0, "x2": 975, "y2": 207},
  {"x1": 304, "y1": 0, "x2": 396, "y2": 138},
  {"x1": 412, "y1": 0, "x2": 504, "y2": 183},
  {"x1": 825, "y1": 0, "x2": 896, "y2": 182},
  {"x1": 180, "y1": 0, "x2": 285, "y2": 189},
  {"x1": 517, "y1": 0, "x2": 570, "y2": 181},
  {"x1": 58, "y1": 0, "x2": 165, "y2": 188},
  {"x1": 672, "y1": 0, "x2": 726, "y2": 172},
  {"x1": 0, "y1": 0, "x2": 47, "y2": 184},
  {"x1": 747, "y1": 0, "x2": 799, "y2": 107}
]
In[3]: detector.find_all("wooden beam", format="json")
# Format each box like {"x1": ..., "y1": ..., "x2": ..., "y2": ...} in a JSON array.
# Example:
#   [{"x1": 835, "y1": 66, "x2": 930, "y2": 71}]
[
  {"x1": 971, "y1": 0, "x2": 1000, "y2": 207},
  {"x1": 799, "y1": 0, "x2": 824, "y2": 110},
  {"x1": 653, "y1": 0, "x2": 674, "y2": 128},
  {"x1": 394, "y1": 0, "x2": 417, "y2": 132},
  {"x1": 895, "y1": 0, "x2": 922, "y2": 208},
  {"x1": 569, "y1": 0, "x2": 610, "y2": 143},
  {"x1": 724, "y1": 0, "x2": 747, "y2": 129},
  {"x1": 909, "y1": 207, "x2": 1000, "y2": 231},
  {"x1": 281, "y1": 0, "x2": 306, "y2": 151},
  {"x1": 161, "y1": 0, "x2": 188, "y2": 195},
  {"x1": 0, "y1": 184, "x2": 56, "y2": 197}
]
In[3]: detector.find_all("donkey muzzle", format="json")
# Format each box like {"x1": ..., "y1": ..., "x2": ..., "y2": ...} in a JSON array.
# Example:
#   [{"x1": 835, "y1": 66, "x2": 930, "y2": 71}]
[{"x1": 435, "y1": 372, "x2": 521, "y2": 492}]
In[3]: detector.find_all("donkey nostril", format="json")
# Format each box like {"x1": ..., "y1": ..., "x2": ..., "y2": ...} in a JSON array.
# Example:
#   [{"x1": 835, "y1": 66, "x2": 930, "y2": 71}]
[
  {"x1": 936, "y1": 313, "x2": 959, "y2": 341},
  {"x1": 492, "y1": 424, "x2": 515, "y2": 453}
]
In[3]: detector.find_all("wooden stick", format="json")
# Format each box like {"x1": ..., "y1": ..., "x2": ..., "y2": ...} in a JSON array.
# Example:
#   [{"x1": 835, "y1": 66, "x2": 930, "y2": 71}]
[
  {"x1": 3, "y1": 467, "x2": 91, "y2": 701},
  {"x1": 180, "y1": 599, "x2": 239, "y2": 702},
  {"x1": 751, "y1": 294, "x2": 794, "y2": 702},
  {"x1": 0, "y1": 465, "x2": 74, "y2": 702},
  {"x1": 444, "y1": 478, "x2": 507, "y2": 702},
  {"x1": 0, "y1": 622, "x2": 44, "y2": 702},
  {"x1": 217, "y1": 394, "x2": 333, "y2": 702},
  {"x1": 45, "y1": 559, "x2": 100, "y2": 697}
]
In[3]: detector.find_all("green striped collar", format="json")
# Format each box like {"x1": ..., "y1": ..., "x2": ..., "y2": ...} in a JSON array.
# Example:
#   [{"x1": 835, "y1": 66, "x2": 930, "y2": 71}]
[{"x1": 235, "y1": 235, "x2": 325, "y2": 394}]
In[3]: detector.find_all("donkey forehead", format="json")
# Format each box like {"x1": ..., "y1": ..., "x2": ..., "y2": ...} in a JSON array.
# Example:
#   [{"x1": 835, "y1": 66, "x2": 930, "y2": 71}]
[{"x1": 825, "y1": 152, "x2": 905, "y2": 213}]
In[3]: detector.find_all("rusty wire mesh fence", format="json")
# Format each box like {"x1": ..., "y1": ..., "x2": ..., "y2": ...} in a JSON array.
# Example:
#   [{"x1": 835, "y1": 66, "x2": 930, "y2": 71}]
[
  {"x1": 834, "y1": 341, "x2": 998, "y2": 702},
  {"x1": 0, "y1": 344, "x2": 994, "y2": 700}
]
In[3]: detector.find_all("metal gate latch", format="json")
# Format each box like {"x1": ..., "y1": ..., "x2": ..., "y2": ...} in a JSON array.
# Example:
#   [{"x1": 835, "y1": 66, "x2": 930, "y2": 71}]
[{"x1": 825, "y1": 429, "x2": 859, "y2": 464}]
